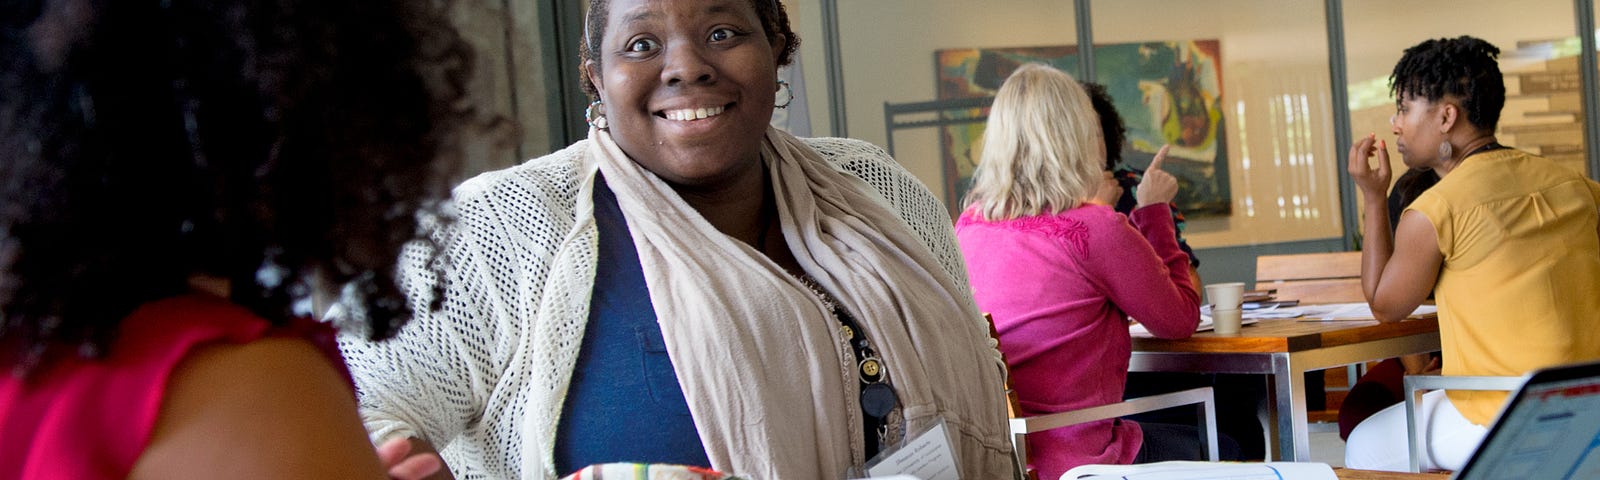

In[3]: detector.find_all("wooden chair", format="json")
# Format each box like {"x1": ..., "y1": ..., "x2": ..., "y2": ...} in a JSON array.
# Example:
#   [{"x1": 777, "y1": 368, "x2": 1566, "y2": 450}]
[
  {"x1": 1402, "y1": 374, "x2": 1524, "y2": 472},
  {"x1": 985, "y1": 315, "x2": 1219, "y2": 479},
  {"x1": 1254, "y1": 251, "x2": 1365, "y2": 305},
  {"x1": 1255, "y1": 251, "x2": 1367, "y2": 425}
]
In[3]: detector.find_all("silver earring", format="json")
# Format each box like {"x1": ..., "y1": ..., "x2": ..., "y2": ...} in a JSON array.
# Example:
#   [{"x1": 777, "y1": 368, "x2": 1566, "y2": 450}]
[
  {"x1": 585, "y1": 100, "x2": 608, "y2": 130},
  {"x1": 775, "y1": 80, "x2": 794, "y2": 109},
  {"x1": 1438, "y1": 141, "x2": 1453, "y2": 160}
]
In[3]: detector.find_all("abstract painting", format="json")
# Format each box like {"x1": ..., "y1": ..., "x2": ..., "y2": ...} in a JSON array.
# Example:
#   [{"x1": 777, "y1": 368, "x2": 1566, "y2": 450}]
[{"x1": 935, "y1": 40, "x2": 1230, "y2": 217}]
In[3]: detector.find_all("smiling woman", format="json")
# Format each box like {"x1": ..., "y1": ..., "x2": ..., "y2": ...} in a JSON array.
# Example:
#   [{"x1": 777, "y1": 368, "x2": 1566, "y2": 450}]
[
  {"x1": 581, "y1": 0, "x2": 784, "y2": 192},
  {"x1": 337, "y1": 0, "x2": 1018, "y2": 479}
]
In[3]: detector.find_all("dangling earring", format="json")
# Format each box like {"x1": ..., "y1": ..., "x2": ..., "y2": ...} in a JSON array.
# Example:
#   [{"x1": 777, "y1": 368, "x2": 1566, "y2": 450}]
[
  {"x1": 1438, "y1": 141, "x2": 1453, "y2": 160},
  {"x1": 585, "y1": 100, "x2": 609, "y2": 130},
  {"x1": 775, "y1": 79, "x2": 794, "y2": 109}
]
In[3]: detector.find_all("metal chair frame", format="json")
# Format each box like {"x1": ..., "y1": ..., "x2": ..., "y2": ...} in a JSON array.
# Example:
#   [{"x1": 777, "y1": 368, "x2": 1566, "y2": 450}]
[
  {"x1": 1402, "y1": 374, "x2": 1526, "y2": 472},
  {"x1": 1007, "y1": 386, "x2": 1221, "y2": 472}
]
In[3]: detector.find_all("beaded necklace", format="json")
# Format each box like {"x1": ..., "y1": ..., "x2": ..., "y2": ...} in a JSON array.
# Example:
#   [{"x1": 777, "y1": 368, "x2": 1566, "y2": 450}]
[{"x1": 794, "y1": 273, "x2": 902, "y2": 459}]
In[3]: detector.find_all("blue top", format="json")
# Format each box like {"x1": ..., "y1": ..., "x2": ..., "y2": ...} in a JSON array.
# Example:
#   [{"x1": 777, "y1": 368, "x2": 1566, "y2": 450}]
[{"x1": 552, "y1": 175, "x2": 710, "y2": 476}]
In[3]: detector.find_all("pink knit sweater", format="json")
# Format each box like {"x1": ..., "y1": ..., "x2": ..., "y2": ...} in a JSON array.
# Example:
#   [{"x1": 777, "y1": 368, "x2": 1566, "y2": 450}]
[{"x1": 955, "y1": 203, "x2": 1199, "y2": 478}]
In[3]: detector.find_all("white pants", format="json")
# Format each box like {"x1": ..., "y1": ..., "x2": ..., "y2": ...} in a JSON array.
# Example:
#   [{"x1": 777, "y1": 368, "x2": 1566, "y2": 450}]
[{"x1": 1344, "y1": 389, "x2": 1488, "y2": 472}]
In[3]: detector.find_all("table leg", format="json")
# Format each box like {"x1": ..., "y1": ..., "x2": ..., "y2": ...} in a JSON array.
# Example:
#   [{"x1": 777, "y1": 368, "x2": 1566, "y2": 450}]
[{"x1": 1271, "y1": 353, "x2": 1311, "y2": 461}]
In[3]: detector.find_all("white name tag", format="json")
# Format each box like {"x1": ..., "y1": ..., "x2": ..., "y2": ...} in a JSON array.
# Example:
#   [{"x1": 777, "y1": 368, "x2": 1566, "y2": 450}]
[{"x1": 860, "y1": 418, "x2": 959, "y2": 480}]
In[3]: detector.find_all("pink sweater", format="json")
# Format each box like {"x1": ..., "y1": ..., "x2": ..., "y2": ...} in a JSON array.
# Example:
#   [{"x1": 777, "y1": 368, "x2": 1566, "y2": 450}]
[{"x1": 955, "y1": 203, "x2": 1199, "y2": 478}]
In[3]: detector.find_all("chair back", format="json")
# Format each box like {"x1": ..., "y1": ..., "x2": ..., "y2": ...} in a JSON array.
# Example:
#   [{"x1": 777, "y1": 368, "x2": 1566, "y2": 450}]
[
  {"x1": 1254, "y1": 251, "x2": 1364, "y2": 304},
  {"x1": 1403, "y1": 374, "x2": 1525, "y2": 472},
  {"x1": 982, "y1": 313, "x2": 1217, "y2": 479},
  {"x1": 985, "y1": 313, "x2": 1024, "y2": 418},
  {"x1": 984, "y1": 313, "x2": 1037, "y2": 480}
]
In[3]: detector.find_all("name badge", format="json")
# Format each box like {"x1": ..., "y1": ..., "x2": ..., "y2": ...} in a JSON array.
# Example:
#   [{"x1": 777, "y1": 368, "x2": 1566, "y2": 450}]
[{"x1": 860, "y1": 418, "x2": 959, "y2": 480}]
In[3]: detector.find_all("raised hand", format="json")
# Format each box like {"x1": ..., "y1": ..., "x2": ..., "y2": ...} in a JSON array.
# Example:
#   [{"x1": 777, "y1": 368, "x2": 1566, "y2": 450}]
[
  {"x1": 1348, "y1": 133, "x2": 1392, "y2": 196},
  {"x1": 1135, "y1": 145, "x2": 1178, "y2": 208}
]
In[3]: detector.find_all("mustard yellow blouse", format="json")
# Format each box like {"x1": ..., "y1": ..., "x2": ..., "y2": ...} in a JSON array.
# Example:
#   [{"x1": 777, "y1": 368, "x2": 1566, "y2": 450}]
[{"x1": 1406, "y1": 149, "x2": 1600, "y2": 425}]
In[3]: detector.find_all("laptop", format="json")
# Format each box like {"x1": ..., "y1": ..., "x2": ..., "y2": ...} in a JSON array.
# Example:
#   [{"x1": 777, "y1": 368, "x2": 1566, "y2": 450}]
[{"x1": 1454, "y1": 359, "x2": 1600, "y2": 479}]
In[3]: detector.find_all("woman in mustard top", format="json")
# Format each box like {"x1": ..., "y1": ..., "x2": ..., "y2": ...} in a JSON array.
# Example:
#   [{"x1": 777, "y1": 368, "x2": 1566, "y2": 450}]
[{"x1": 1343, "y1": 35, "x2": 1600, "y2": 472}]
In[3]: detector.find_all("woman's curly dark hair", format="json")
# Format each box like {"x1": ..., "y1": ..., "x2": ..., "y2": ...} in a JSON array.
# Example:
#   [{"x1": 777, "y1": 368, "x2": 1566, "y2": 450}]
[
  {"x1": 1082, "y1": 82, "x2": 1127, "y2": 171},
  {"x1": 1390, "y1": 35, "x2": 1505, "y2": 131},
  {"x1": 578, "y1": 0, "x2": 799, "y2": 99},
  {"x1": 0, "y1": 0, "x2": 475, "y2": 374}
]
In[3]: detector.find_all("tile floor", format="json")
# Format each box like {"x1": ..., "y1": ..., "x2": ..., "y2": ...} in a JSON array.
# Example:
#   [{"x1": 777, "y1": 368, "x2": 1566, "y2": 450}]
[
  {"x1": 1308, "y1": 430, "x2": 1346, "y2": 468},
  {"x1": 1242, "y1": 423, "x2": 1345, "y2": 466}
]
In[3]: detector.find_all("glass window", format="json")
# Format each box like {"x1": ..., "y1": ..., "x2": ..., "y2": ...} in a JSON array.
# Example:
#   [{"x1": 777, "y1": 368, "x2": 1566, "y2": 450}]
[
  {"x1": 1345, "y1": 0, "x2": 1591, "y2": 184},
  {"x1": 1092, "y1": 0, "x2": 1340, "y2": 248},
  {"x1": 814, "y1": 0, "x2": 1080, "y2": 210}
]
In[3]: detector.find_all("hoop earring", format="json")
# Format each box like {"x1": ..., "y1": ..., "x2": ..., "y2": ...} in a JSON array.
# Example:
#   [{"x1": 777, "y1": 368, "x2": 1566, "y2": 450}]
[
  {"x1": 1438, "y1": 141, "x2": 1453, "y2": 160},
  {"x1": 775, "y1": 79, "x2": 794, "y2": 109},
  {"x1": 585, "y1": 100, "x2": 609, "y2": 130}
]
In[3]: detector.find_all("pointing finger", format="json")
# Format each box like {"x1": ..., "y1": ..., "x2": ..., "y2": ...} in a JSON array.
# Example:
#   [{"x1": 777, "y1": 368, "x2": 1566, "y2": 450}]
[{"x1": 1147, "y1": 145, "x2": 1171, "y2": 172}]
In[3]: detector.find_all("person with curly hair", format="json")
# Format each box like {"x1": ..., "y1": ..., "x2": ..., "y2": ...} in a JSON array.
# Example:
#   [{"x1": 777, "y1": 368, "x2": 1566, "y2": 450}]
[
  {"x1": 1344, "y1": 35, "x2": 1600, "y2": 472},
  {"x1": 337, "y1": 0, "x2": 1017, "y2": 478},
  {"x1": 0, "y1": 0, "x2": 477, "y2": 478},
  {"x1": 954, "y1": 64, "x2": 1230, "y2": 478},
  {"x1": 1082, "y1": 81, "x2": 1202, "y2": 291}
]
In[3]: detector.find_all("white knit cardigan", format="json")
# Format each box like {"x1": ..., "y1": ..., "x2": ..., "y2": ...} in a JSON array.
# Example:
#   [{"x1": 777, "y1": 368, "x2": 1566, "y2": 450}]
[{"x1": 338, "y1": 137, "x2": 996, "y2": 480}]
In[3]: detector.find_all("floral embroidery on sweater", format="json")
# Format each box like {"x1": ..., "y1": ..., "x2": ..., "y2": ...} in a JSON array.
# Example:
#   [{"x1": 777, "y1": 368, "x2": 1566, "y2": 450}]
[{"x1": 957, "y1": 210, "x2": 1090, "y2": 257}]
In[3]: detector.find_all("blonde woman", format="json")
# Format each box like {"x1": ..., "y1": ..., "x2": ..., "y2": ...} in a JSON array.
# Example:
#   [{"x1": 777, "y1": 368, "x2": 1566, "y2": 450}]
[{"x1": 955, "y1": 63, "x2": 1232, "y2": 477}]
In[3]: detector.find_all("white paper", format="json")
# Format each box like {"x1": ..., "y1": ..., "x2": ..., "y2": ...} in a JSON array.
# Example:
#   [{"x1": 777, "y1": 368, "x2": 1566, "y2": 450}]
[
  {"x1": 1288, "y1": 302, "x2": 1437, "y2": 321},
  {"x1": 1062, "y1": 461, "x2": 1337, "y2": 480},
  {"x1": 864, "y1": 419, "x2": 959, "y2": 480},
  {"x1": 1130, "y1": 305, "x2": 1260, "y2": 335}
]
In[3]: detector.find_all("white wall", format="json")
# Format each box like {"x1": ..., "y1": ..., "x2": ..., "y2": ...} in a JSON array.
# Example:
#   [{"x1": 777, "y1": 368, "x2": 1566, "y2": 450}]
[
  {"x1": 794, "y1": 0, "x2": 1590, "y2": 248},
  {"x1": 832, "y1": 0, "x2": 1081, "y2": 206}
]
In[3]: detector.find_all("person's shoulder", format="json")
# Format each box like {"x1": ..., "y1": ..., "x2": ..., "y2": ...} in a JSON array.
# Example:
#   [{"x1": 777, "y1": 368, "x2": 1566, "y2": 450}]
[
  {"x1": 118, "y1": 295, "x2": 276, "y2": 354},
  {"x1": 130, "y1": 335, "x2": 386, "y2": 479},
  {"x1": 801, "y1": 137, "x2": 896, "y2": 170},
  {"x1": 452, "y1": 140, "x2": 590, "y2": 204},
  {"x1": 986, "y1": 208, "x2": 1111, "y2": 240},
  {"x1": 1070, "y1": 203, "x2": 1131, "y2": 227}
]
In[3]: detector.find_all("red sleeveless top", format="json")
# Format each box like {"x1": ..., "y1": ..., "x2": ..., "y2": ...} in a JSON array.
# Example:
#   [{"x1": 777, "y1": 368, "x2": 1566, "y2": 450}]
[{"x1": 0, "y1": 294, "x2": 347, "y2": 480}]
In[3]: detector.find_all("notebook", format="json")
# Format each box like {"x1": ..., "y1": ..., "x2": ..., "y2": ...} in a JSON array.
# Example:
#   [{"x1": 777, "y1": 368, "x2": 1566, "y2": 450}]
[{"x1": 1453, "y1": 359, "x2": 1600, "y2": 479}]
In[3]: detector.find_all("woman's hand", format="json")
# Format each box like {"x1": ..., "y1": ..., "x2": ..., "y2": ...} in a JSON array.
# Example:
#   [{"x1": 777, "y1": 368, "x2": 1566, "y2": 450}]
[
  {"x1": 378, "y1": 437, "x2": 447, "y2": 480},
  {"x1": 1348, "y1": 133, "x2": 1392, "y2": 197},
  {"x1": 1087, "y1": 170, "x2": 1122, "y2": 206},
  {"x1": 1399, "y1": 353, "x2": 1442, "y2": 376},
  {"x1": 1135, "y1": 145, "x2": 1177, "y2": 209}
]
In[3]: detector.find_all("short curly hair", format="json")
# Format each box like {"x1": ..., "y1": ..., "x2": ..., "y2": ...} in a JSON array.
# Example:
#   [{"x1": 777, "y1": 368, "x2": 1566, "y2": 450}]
[
  {"x1": 578, "y1": 0, "x2": 798, "y2": 99},
  {"x1": 0, "y1": 0, "x2": 476, "y2": 373},
  {"x1": 1082, "y1": 82, "x2": 1127, "y2": 171},
  {"x1": 1389, "y1": 36, "x2": 1505, "y2": 131}
]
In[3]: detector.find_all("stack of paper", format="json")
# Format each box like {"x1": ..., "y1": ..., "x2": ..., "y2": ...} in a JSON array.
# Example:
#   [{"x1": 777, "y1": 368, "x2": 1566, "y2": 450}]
[{"x1": 1289, "y1": 302, "x2": 1437, "y2": 321}]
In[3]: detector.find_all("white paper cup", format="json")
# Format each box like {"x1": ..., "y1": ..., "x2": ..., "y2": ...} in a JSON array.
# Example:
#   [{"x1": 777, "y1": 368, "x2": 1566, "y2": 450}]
[
  {"x1": 1205, "y1": 282, "x2": 1246, "y2": 310},
  {"x1": 1212, "y1": 308, "x2": 1243, "y2": 335}
]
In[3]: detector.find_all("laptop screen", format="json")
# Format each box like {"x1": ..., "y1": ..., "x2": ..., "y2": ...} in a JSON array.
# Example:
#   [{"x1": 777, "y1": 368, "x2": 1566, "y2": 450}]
[{"x1": 1456, "y1": 363, "x2": 1600, "y2": 479}]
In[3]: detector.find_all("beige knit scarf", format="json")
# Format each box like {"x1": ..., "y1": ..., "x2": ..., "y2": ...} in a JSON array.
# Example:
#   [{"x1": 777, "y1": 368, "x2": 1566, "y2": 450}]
[{"x1": 590, "y1": 126, "x2": 1013, "y2": 479}]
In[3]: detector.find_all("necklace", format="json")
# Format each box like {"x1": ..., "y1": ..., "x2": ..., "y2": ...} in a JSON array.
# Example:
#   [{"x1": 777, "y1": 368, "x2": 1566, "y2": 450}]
[
  {"x1": 794, "y1": 273, "x2": 901, "y2": 458},
  {"x1": 1464, "y1": 141, "x2": 1507, "y2": 158}
]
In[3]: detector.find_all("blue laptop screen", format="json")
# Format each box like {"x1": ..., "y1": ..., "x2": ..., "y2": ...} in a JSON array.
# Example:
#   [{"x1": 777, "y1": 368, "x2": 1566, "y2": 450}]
[{"x1": 1461, "y1": 377, "x2": 1600, "y2": 479}]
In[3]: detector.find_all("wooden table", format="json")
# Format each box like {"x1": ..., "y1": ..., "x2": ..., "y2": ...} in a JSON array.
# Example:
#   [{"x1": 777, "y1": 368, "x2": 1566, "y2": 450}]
[
  {"x1": 1334, "y1": 468, "x2": 1450, "y2": 479},
  {"x1": 1130, "y1": 317, "x2": 1441, "y2": 462}
]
